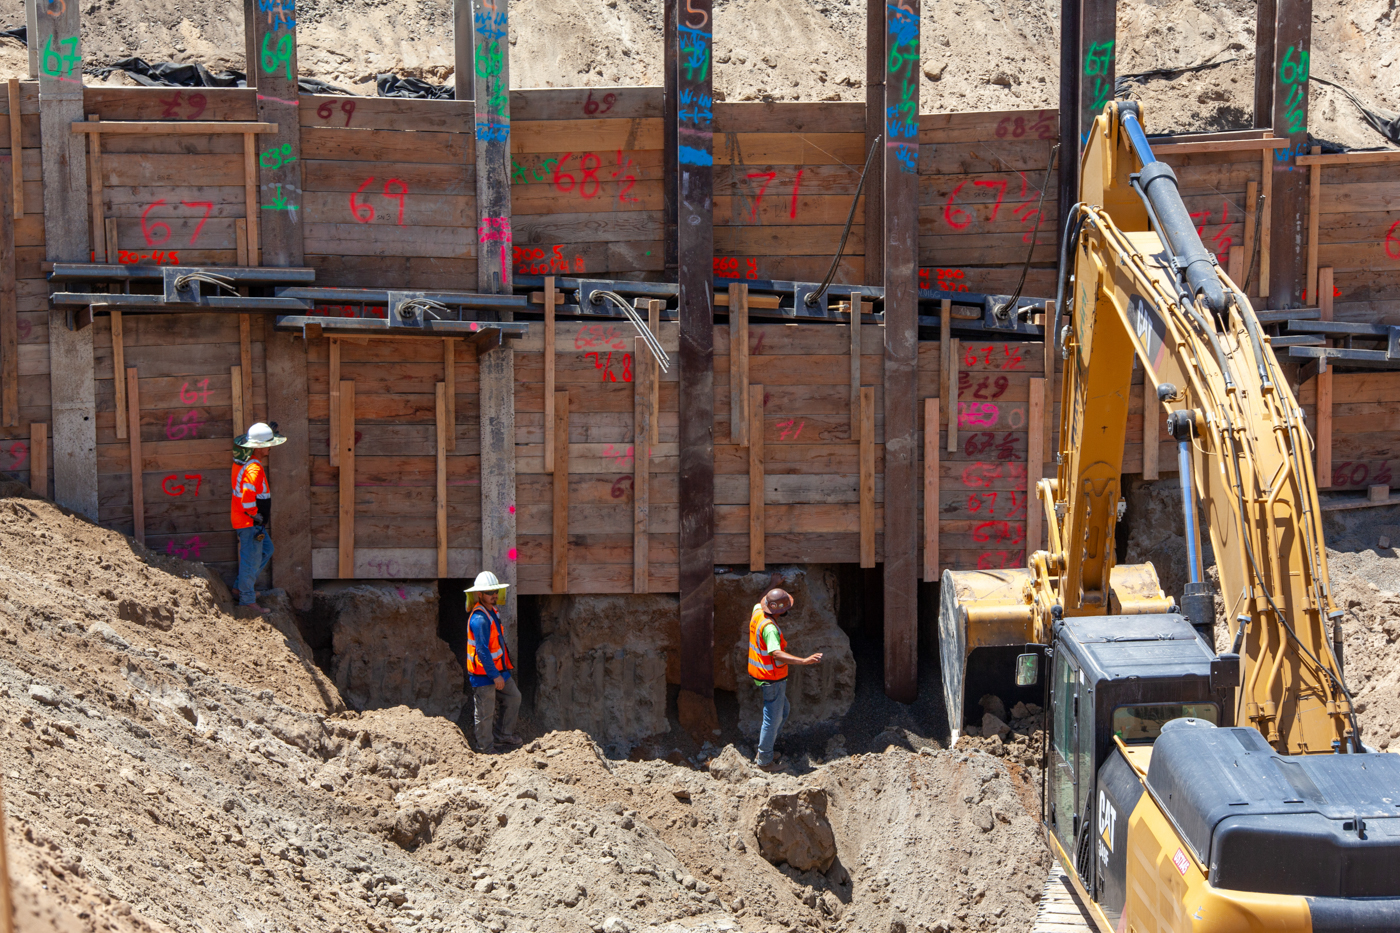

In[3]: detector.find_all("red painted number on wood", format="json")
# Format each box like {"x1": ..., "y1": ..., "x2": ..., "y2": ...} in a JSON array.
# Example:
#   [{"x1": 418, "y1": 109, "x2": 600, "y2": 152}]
[
  {"x1": 166, "y1": 535, "x2": 204, "y2": 560},
  {"x1": 161, "y1": 473, "x2": 204, "y2": 497},
  {"x1": 585, "y1": 351, "x2": 632, "y2": 383},
  {"x1": 179, "y1": 379, "x2": 211, "y2": 405},
  {"x1": 316, "y1": 99, "x2": 356, "y2": 126},
  {"x1": 610, "y1": 475, "x2": 634, "y2": 498},
  {"x1": 776, "y1": 418, "x2": 804, "y2": 441},
  {"x1": 1387, "y1": 220, "x2": 1400, "y2": 260},
  {"x1": 159, "y1": 91, "x2": 207, "y2": 120}
]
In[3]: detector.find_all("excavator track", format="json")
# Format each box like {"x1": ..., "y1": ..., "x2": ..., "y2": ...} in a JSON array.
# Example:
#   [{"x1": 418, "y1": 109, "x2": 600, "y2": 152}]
[{"x1": 1031, "y1": 861, "x2": 1097, "y2": 933}]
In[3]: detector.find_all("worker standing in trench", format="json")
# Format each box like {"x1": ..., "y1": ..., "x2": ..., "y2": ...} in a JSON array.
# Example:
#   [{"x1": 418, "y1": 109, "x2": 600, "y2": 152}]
[
  {"x1": 749, "y1": 588, "x2": 823, "y2": 770},
  {"x1": 230, "y1": 422, "x2": 286, "y2": 614},
  {"x1": 465, "y1": 571, "x2": 524, "y2": 753}
]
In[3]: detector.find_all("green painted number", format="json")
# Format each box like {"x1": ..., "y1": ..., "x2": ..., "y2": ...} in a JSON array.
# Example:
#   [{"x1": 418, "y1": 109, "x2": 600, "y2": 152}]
[
  {"x1": 41, "y1": 35, "x2": 81, "y2": 79},
  {"x1": 261, "y1": 32, "x2": 293, "y2": 79}
]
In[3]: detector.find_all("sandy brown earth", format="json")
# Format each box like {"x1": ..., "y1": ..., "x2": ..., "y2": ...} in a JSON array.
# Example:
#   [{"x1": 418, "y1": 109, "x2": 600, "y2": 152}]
[
  {"x1": 1, "y1": 0, "x2": 1397, "y2": 147},
  {"x1": 0, "y1": 485, "x2": 1047, "y2": 933}
]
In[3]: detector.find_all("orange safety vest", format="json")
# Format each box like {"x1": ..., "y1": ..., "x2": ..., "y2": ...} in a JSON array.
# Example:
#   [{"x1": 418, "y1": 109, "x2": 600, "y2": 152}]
[
  {"x1": 747, "y1": 603, "x2": 788, "y2": 682},
  {"x1": 230, "y1": 459, "x2": 268, "y2": 530},
  {"x1": 466, "y1": 604, "x2": 513, "y2": 677}
]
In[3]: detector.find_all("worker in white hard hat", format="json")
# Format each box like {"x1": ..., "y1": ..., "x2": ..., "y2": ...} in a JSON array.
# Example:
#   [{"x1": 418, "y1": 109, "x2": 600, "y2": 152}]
[
  {"x1": 464, "y1": 570, "x2": 522, "y2": 752},
  {"x1": 231, "y1": 422, "x2": 287, "y2": 614}
]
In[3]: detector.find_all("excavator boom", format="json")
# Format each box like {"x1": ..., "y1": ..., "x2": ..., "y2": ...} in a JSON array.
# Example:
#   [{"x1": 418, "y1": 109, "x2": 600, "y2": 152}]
[{"x1": 937, "y1": 103, "x2": 1395, "y2": 933}]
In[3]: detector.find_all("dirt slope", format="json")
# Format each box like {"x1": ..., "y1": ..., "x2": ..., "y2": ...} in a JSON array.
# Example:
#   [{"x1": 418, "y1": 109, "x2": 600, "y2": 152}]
[
  {"x1": 0, "y1": 485, "x2": 1045, "y2": 932},
  {"x1": 1, "y1": 0, "x2": 1396, "y2": 146}
]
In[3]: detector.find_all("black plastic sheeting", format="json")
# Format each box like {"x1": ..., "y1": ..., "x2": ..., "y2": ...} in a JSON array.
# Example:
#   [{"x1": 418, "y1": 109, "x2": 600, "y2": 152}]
[
  {"x1": 1, "y1": 24, "x2": 25, "y2": 45},
  {"x1": 375, "y1": 74, "x2": 455, "y2": 99},
  {"x1": 1311, "y1": 74, "x2": 1400, "y2": 146},
  {"x1": 96, "y1": 57, "x2": 352, "y2": 96}
]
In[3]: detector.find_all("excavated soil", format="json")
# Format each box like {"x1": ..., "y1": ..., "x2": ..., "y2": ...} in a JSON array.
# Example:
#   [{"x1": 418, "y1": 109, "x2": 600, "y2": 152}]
[
  {"x1": 0, "y1": 484, "x2": 1047, "y2": 932},
  {"x1": 1, "y1": 0, "x2": 1396, "y2": 147}
]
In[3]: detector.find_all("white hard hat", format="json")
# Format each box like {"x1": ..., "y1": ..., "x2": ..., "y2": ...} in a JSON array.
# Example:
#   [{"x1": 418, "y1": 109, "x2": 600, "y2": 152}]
[
  {"x1": 236, "y1": 422, "x2": 287, "y2": 449},
  {"x1": 466, "y1": 570, "x2": 508, "y2": 593}
]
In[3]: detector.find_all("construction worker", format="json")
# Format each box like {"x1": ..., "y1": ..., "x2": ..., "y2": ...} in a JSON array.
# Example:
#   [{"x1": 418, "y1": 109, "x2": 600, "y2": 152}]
[
  {"x1": 230, "y1": 422, "x2": 286, "y2": 614},
  {"x1": 748, "y1": 588, "x2": 823, "y2": 770},
  {"x1": 465, "y1": 571, "x2": 523, "y2": 753}
]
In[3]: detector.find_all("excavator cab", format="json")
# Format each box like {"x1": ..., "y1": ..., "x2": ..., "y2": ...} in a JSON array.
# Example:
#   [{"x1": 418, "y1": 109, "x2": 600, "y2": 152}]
[{"x1": 1045, "y1": 611, "x2": 1228, "y2": 901}]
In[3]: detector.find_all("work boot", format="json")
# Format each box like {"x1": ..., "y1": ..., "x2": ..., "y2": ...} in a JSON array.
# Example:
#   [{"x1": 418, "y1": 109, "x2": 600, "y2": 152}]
[
  {"x1": 495, "y1": 733, "x2": 524, "y2": 747},
  {"x1": 238, "y1": 603, "x2": 272, "y2": 616}
]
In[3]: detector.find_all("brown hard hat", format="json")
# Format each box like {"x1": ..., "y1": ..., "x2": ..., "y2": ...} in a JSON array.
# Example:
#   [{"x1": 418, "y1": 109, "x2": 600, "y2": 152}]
[{"x1": 762, "y1": 588, "x2": 793, "y2": 611}]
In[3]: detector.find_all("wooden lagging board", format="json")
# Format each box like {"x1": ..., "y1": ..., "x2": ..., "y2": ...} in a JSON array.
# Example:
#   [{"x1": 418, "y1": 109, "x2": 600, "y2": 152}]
[
  {"x1": 299, "y1": 95, "x2": 479, "y2": 289},
  {"x1": 1314, "y1": 160, "x2": 1400, "y2": 314},
  {"x1": 93, "y1": 313, "x2": 268, "y2": 576},
  {"x1": 712, "y1": 102, "x2": 866, "y2": 285},
  {"x1": 305, "y1": 336, "x2": 483, "y2": 579},
  {"x1": 0, "y1": 81, "x2": 51, "y2": 484},
  {"x1": 509, "y1": 87, "x2": 665, "y2": 281}
]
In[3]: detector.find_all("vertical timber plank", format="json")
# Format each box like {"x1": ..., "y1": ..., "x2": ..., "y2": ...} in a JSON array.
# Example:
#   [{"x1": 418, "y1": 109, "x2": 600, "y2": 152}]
[
  {"x1": 729, "y1": 283, "x2": 748, "y2": 446},
  {"x1": 337, "y1": 380, "x2": 355, "y2": 579},
  {"x1": 443, "y1": 338, "x2": 456, "y2": 451},
  {"x1": 947, "y1": 337, "x2": 959, "y2": 453},
  {"x1": 436, "y1": 381, "x2": 448, "y2": 577},
  {"x1": 1228, "y1": 244, "x2": 1243, "y2": 285},
  {"x1": 939, "y1": 299, "x2": 951, "y2": 430},
  {"x1": 923, "y1": 396, "x2": 938, "y2": 582},
  {"x1": 1028, "y1": 377, "x2": 1045, "y2": 551},
  {"x1": 1243, "y1": 179, "x2": 1258, "y2": 293},
  {"x1": 859, "y1": 385, "x2": 875, "y2": 569},
  {"x1": 648, "y1": 299, "x2": 662, "y2": 446},
  {"x1": 86, "y1": 115, "x2": 104, "y2": 263},
  {"x1": 748, "y1": 383, "x2": 764, "y2": 570},
  {"x1": 232, "y1": 365, "x2": 245, "y2": 438},
  {"x1": 126, "y1": 368, "x2": 142, "y2": 544},
  {"x1": 1317, "y1": 265, "x2": 1333, "y2": 488},
  {"x1": 883, "y1": 0, "x2": 921, "y2": 702},
  {"x1": 552, "y1": 390, "x2": 569, "y2": 593},
  {"x1": 634, "y1": 338, "x2": 651, "y2": 593},
  {"x1": 0, "y1": 151, "x2": 15, "y2": 428},
  {"x1": 1259, "y1": 149, "x2": 1273, "y2": 298},
  {"x1": 671, "y1": 0, "x2": 718, "y2": 710},
  {"x1": 104, "y1": 218, "x2": 116, "y2": 264},
  {"x1": 479, "y1": 342, "x2": 518, "y2": 648},
  {"x1": 236, "y1": 218, "x2": 248, "y2": 265},
  {"x1": 1306, "y1": 145, "x2": 1321, "y2": 302},
  {"x1": 849, "y1": 296, "x2": 861, "y2": 443},
  {"x1": 328, "y1": 338, "x2": 340, "y2": 467},
  {"x1": 112, "y1": 311, "x2": 126, "y2": 438},
  {"x1": 240, "y1": 315, "x2": 254, "y2": 421},
  {"x1": 29, "y1": 421, "x2": 46, "y2": 497},
  {"x1": 543, "y1": 276, "x2": 556, "y2": 473},
  {"x1": 242, "y1": 133, "x2": 259, "y2": 263},
  {"x1": 37, "y1": 0, "x2": 98, "y2": 519},
  {"x1": 6, "y1": 79, "x2": 21, "y2": 217},
  {"x1": 1080, "y1": 0, "x2": 1115, "y2": 142}
]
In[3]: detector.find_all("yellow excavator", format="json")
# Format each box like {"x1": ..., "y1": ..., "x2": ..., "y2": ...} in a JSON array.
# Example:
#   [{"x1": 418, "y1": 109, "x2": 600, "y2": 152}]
[{"x1": 939, "y1": 102, "x2": 1400, "y2": 932}]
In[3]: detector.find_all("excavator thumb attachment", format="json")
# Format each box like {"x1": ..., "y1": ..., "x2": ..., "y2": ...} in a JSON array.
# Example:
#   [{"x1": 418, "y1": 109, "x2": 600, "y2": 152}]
[{"x1": 938, "y1": 568, "x2": 1037, "y2": 742}]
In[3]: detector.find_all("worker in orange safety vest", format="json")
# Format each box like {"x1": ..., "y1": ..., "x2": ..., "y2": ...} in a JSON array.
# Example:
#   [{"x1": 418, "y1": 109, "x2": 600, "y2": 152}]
[
  {"x1": 231, "y1": 422, "x2": 286, "y2": 614},
  {"x1": 749, "y1": 588, "x2": 823, "y2": 770},
  {"x1": 464, "y1": 570, "x2": 522, "y2": 753}
]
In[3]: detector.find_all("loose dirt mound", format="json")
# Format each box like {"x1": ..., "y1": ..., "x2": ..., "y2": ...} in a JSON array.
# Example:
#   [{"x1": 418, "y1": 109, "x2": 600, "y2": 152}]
[
  {"x1": 0, "y1": 488, "x2": 1046, "y2": 932},
  {"x1": 1, "y1": 0, "x2": 1395, "y2": 146}
]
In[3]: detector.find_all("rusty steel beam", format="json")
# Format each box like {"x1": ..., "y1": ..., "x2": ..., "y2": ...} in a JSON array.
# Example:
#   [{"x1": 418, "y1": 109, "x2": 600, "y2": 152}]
[
  {"x1": 1266, "y1": 0, "x2": 1312, "y2": 308},
  {"x1": 883, "y1": 0, "x2": 920, "y2": 703},
  {"x1": 669, "y1": 0, "x2": 716, "y2": 703}
]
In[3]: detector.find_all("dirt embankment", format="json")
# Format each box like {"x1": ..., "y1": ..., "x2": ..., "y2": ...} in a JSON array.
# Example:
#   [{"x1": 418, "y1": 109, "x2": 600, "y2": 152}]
[
  {"x1": 1, "y1": 0, "x2": 1396, "y2": 147},
  {"x1": 0, "y1": 486, "x2": 1045, "y2": 933}
]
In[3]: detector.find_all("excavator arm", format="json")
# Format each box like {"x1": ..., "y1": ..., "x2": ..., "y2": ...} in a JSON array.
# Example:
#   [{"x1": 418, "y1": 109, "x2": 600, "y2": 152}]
[{"x1": 940, "y1": 102, "x2": 1359, "y2": 756}]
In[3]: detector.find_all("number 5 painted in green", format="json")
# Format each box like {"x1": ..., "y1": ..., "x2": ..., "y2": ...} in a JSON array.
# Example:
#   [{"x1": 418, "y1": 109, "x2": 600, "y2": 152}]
[{"x1": 261, "y1": 32, "x2": 293, "y2": 80}]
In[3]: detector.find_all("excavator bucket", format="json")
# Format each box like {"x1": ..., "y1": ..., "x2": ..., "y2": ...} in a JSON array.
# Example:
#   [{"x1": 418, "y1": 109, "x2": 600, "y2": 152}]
[{"x1": 938, "y1": 567, "x2": 1037, "y2": 741}]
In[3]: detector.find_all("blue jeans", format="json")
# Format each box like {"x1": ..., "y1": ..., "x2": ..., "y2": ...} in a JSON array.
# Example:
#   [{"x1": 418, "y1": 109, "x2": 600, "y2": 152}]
[
  {"x1": 236, "y1": 526, "x2": 274, "y2": 605},
  {"x1": 755, "y1": 679, "x2": 790, "y2": 765}
]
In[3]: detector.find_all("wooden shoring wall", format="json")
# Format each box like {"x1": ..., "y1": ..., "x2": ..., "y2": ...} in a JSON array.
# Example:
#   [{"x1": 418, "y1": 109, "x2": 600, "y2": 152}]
[
  {"x1": 0, "y1": 81, "x2": 50, "y2": 489},
  {"x1": 1313, "y1": 160, "x2": 1400, "y2": 322},
  {"x1": 95, "y1": 313, "x2": 267, "y2": 576},
  {"x1": 713, "y1": 102, "x2": 866, "y2": 284},
  {"x1": 306, "y1": 336, "x2": 482, "y2": 579},
  {"x1": 511, "y1": 88, "x2": 665, "y2": 281},
  {"x1": 299, "y1": 96, "x2": 478, "y2": 289}
]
